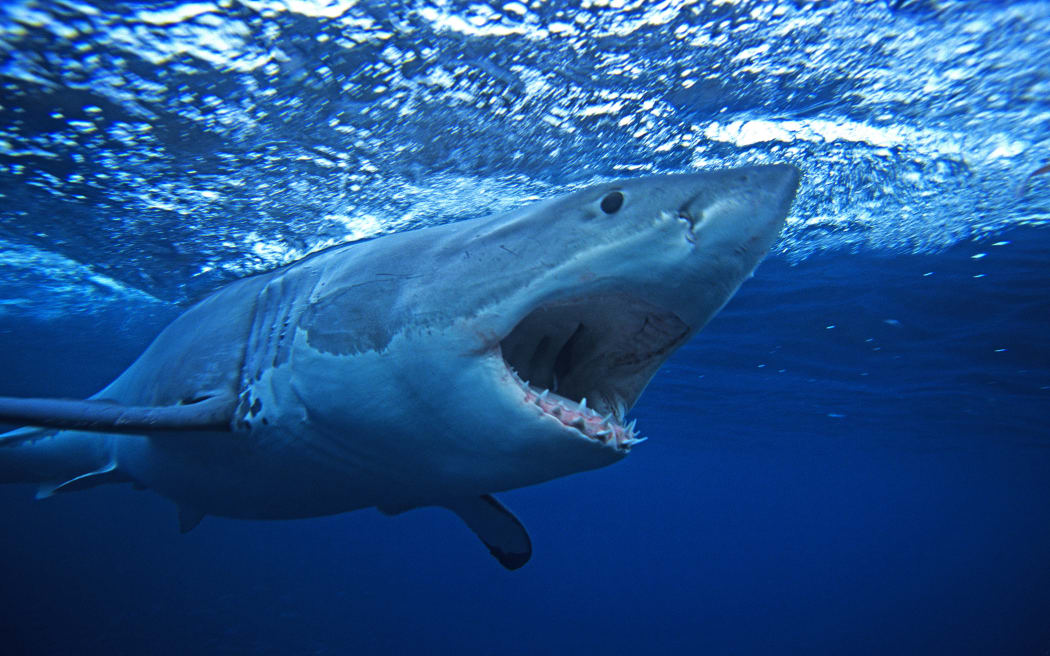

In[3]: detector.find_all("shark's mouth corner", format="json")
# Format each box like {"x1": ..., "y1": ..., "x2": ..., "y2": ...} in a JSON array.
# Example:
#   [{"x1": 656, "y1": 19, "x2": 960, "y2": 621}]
[{"x1": 498, "y1": 293, "x2": 692, "y2": 452}]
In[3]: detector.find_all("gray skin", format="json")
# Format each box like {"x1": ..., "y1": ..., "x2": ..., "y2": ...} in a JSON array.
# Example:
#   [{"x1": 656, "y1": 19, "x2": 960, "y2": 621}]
[{"x1": 0, "y1": 165, "x2": 800, "y2": 568}]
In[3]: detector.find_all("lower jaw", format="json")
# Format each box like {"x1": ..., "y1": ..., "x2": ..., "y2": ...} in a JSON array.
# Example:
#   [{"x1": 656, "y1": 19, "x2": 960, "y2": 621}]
[{"x1": 507, "y1": 368, "x2": 645, "y2": 451}]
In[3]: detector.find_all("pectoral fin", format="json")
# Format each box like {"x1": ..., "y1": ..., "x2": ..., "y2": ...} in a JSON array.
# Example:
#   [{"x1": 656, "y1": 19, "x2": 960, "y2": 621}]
[
  {"x1": 444, "y1": 495, "x2": 532, "y2": 570},
  {"x1": 0, "y1": 393, "x2": 236, "y2": 437}
]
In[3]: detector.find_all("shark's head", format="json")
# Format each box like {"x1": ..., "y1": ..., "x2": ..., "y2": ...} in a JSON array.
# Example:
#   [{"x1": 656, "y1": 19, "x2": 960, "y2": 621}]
[
  {"x1": 471, "y1": 165, "x2": 799, "y2": 456},
  {"x1": 290, "y1": 164, "x2": 799, "y2": 500}
]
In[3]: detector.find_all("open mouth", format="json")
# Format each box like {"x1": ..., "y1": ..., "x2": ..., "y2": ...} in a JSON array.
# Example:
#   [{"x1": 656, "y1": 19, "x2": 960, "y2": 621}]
[{"x1": 499, "y1": 293, "x2": 692, "y2": 451}]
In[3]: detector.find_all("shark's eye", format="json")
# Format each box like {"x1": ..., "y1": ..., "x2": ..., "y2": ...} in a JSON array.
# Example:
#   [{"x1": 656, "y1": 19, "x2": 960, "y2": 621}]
[{"x1": 600, "y1": 191, "x2": 624, "y2": 214}]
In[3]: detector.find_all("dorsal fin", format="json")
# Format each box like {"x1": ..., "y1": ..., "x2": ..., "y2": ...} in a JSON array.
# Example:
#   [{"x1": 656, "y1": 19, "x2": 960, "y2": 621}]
[{"x1": 0, "y1": 393, "x2": 236, "y2": 438}]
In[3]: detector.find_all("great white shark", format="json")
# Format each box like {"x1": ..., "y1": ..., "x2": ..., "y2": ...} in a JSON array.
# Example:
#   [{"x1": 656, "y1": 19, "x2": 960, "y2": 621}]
[{"x1": 0, "y1": 165, "x2": 800, "y2": 569}]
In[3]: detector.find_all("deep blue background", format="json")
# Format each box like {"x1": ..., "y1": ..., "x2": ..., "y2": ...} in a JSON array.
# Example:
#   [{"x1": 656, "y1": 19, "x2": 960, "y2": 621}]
[{"x1": 2, "y1": 226, "x2": 1048, "y2": 655}]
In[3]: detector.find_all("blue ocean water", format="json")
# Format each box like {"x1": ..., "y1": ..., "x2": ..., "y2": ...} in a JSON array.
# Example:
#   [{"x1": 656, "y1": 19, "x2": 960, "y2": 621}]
[{"x1": 1, "y1": 0, "x2": 1049, "y2": 654}]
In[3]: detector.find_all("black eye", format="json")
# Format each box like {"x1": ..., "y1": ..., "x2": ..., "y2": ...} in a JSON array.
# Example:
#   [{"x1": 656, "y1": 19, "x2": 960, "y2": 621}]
[{"x1": 600, "y1": 191, "x2": 624, "y2": 214}]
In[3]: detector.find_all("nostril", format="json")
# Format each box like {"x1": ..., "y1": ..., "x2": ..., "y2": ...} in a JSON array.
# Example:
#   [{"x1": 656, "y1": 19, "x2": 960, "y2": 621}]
[{"x1": 677, "y1": 211, "x2": 698, "y2": 243}]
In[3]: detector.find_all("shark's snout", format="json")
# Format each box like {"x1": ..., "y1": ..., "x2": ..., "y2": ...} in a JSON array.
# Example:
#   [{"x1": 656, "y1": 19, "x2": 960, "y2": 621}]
[
  {"x1": 762, "y1": 162, "x2": 802, "y2": 192},
  {"x1": 677, "y1": 164, "x2": 799, "y2": 259},
  {"x1": 761, "y1": 163, "x2": 802, "y2": 220},
  {"x1": 748, "y1": 163, "x2": 800, "y2": 249}
]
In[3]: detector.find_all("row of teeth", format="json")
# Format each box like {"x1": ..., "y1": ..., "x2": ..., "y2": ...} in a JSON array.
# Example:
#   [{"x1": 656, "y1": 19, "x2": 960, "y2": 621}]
[{"x1": 509, "y1": 369, "x2": 646, "y2": 450}]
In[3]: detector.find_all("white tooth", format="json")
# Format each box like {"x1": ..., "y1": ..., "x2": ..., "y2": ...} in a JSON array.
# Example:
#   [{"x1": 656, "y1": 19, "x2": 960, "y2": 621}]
[
  {"x1": 627, "y1": 419, "x2": 637, "y2": 434},
  {"x1": 551, "y1": 406, "x2": 562, "y2": 417},
  {"x1": 538, "y1": 389, "x2": 549, "y2": 400},
  {"x1": 625, "y1": 436, "x2": 648, "y2": 446},
  {"x1": 596, "y1": 429, "x2": 612, "y2": 437},
  {"x1": 579, "y1": 397, "x2": 587, "y2": 410},
  {"x1": 572, "y1": 417, "x2": 586, "y2": 429},
  {"x1": 601, "y1": 412, "x2": 613, "y2": 424}
]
